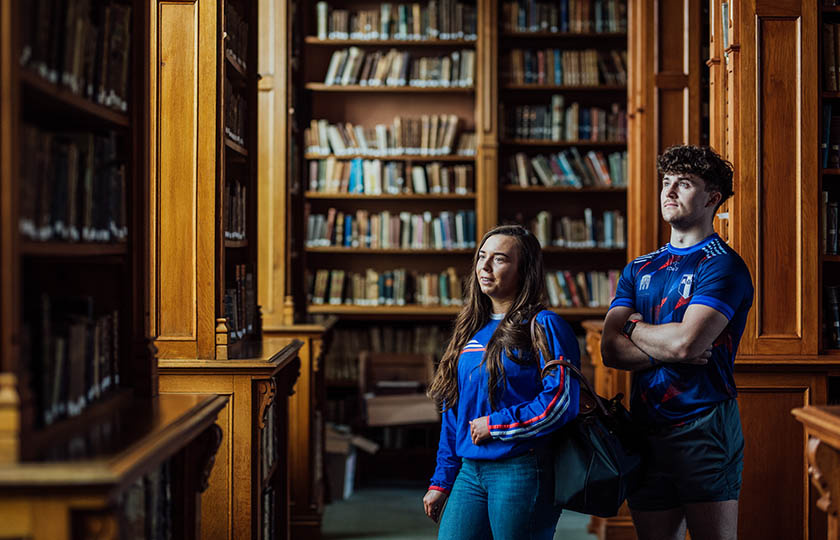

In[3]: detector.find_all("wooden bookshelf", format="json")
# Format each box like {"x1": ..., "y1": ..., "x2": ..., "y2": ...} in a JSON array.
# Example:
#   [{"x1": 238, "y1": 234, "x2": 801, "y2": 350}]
[
  {"x1": 501, "y1": 31, "x2": 627, "y2": 39},
  {"x1": 501, "y1": 139, "x2": 627, "y2": 147},
  {"x1": 502, "y1": 84, "x2": 627, "y2": 91},
  {"x1": 501, "y1": 185, "x2": 626, "y2": 193},
  {"x1": 305, "y1": 82, "x2": 475, "y2": 93},
  {"x1": 1, "y1": 1, "x2": 229, "y2": 537},
  {"x1": 225, "y1": 137, "x2": 249, "y2": 157},
  {"x1": 304, "y1": 191, "x2": 475, "y2": 199},
  {"x1": 307, "y1": 304, "x2": 462, "y2": 317},
  {"x1": 305, "y1": 37, "x2": 477, "y2": 46},
  {"x1": 304, "y1": 153, "x2": 474, "y2": 161},
  {"x1": 305, "y1": 247, "x2": 472, "y2": 254}
]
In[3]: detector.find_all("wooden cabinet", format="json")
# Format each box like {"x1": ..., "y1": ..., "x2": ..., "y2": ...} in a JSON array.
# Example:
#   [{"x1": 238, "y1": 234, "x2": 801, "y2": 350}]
[
  {"x1": 159, "y1": 337, "x2": 303, "y2": 540},
  {"x1": 793, "y1": 405, "x2": 840, "y2": 540},
  {"x1": 264, "y1": 322, "x2": 335, "y2": 537},
  {"x1": 149, "y1": 0, "x2": 261, "y2": 361}
]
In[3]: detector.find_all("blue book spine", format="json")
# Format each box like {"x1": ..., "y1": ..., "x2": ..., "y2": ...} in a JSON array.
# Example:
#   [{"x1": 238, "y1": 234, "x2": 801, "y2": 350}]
[
  {"x1": 554, "y1": 49, "x2": 562, "y2": 85},
  {"x1": 823, "y1": 103, "x2": 832, "y2": 169},
  {"x1": 349, "y1": 158, "x2": 364, "y2": 193},
  {"x1": 560, "y1": 0, "x2": 569, "y2": 33},
  {"x1": 344, "y1": 215, "x2": 353, "y2": 246}
]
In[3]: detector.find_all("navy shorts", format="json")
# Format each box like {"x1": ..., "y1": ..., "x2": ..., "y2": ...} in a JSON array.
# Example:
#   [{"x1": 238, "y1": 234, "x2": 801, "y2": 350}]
[{"x1": 628, "y1": 398, "x2": 744, "y2": 512}]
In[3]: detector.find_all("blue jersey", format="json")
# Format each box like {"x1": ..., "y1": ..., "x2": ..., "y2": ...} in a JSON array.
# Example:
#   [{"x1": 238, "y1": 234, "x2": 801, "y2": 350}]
[
  {"x1": 610, "y1": 233, "x2": 753, "y2": 426},
  {"x1": 429, "y1": 310, "x2": 580, "y2": 494}
]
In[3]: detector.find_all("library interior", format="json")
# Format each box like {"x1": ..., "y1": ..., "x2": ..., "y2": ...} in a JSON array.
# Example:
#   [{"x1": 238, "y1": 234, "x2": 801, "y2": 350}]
[{"x1": 1, "y1": 0, "x2": 839, "y2": 539}]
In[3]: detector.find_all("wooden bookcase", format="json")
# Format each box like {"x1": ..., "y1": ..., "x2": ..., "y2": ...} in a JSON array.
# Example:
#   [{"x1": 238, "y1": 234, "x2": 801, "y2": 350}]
[{"x1": 0, "y1": 0, "x2": 228, "y2": 538}]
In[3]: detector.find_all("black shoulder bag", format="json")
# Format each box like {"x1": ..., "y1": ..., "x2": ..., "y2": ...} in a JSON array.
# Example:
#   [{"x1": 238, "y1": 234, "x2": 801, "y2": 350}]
[{"x1": 530, "y1": 316, "x2": 643, "y2": 517}]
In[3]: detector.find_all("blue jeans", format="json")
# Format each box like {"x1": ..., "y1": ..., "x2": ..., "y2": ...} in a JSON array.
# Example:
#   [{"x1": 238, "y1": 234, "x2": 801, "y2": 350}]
[{"x1": 438, "y1": 450, "x2": 562, "y2": 540}]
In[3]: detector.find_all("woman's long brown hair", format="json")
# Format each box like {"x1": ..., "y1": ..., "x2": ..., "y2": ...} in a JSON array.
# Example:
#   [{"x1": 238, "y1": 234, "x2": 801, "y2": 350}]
[{"x1": 428, "y1": 225, "x2": 549, "y2": 412}]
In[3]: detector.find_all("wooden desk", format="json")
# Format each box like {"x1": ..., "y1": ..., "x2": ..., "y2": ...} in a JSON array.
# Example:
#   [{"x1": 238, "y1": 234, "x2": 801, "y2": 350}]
[
  {"x1": 793, "y1": 406, "x2": 840, "y2": 539},
  {"x1": 0, "y1": 393, "x2": 227, "y2": 539},
  {"x1": 159, "y1": 337, "x2": 302, "y2": 540}
]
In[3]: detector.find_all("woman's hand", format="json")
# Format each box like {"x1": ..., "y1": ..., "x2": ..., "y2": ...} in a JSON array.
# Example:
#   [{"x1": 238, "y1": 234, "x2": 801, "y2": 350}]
[
  {"x1": 469, "y1": 416, "x2": 491, "y2": 445},
  {"x1": 423, "y1": 489, "x2": 448, "y2": 522}
]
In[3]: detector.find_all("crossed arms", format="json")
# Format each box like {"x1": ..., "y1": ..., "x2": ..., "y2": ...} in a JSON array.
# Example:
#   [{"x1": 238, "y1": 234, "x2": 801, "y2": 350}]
[{"x1": 601, "y1": 304, "x2": 730, "y2": 371}]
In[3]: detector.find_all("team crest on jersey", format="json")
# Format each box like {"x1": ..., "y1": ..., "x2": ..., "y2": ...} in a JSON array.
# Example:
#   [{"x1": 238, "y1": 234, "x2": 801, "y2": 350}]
[
  {"x1": 639, "y1": 274, "x2": 651, "y2": 291},
  {"x1": 678, "y1": 274, "x2": 694, "y2": 298}
]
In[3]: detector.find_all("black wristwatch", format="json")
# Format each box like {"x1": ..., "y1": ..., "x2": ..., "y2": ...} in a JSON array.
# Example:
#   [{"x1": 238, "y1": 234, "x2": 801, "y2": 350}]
[{"x1": 622, "y1": 319, "x2": 640, "y2": 340}]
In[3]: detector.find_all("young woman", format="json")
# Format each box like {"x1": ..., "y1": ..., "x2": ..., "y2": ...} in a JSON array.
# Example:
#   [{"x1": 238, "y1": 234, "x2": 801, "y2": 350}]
[{"x1": 422, "y1": 225, "x2": 580, "y2": 540}]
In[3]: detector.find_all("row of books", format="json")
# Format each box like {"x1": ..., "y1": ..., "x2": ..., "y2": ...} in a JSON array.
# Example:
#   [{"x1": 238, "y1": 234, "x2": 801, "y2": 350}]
[
  {"x1": 20, "y1": 125, "x2": 127, "y2": 244},
  {"x1": 827, "y1": 285, "x2": 840, "y2": 349},
  {"x1": 503, "y1": 48, "x2": 626, "y2": 86},
  {"x1": 545, "y1": 269, "x2": 619, "y2": 308},
  {"x1": 225, "y1": 1, "x2": 249, "y2": 71},
  {"x1": 306, "y1": 209, "x2": 477, "y2": 250},
  {"x1": 507, "y1": 149, "x2": 627, "y2": 188},
  {"x1": 21, "y1": 0, "x2": 132, "y2": 112},
  {"x1": 260, "y1": 401, "x2": 278, "y2": 480},
  {"x1": 224, "y1": 78, "x2": 248, "y2": 146},
  {"x1": 502, "y1": 99, "x2": 626, "y2": 142},
  {"x1": 27, "y1": 294, "x2": 120, "y2": 428},
  {"x1": 315, "y1": 1, "x2": 478, "y2": 41},
  {"x1": 323, "y1": 48, "x2": 475, "y2": 87},
  {"x1": 310, "y1": 267, "x2": 464, "y2": 306},
  {"x1": 223, "y1": 264, "x2": 256, "y2": 343},
  {"x1": 529, "y1": 208, "x2": 626, "y2": 249},
  {"x1": 224, "y1": 181, "x2": 247, "y2": 241},
  {"x1": 121, "y1": 463, "x2": 174, "y2": 540},
  {"x1": 308, "y1": 158, "x2": 474, "y2": 195},
  {"x1": 305, "y1": 116, "x2": 464, "y2": 156},
  {"x1": 821, "y1": 104, "x2": 840, "y2": 169},
  {"x1": 501, "y1": 0, "x2": 627, "y2": 34},
  {"x1": 824, "y1": 192, "x2": 839, "y2": 256},
  {"x1": 325, "y1": 325, "x2": 447, "y2": 383}
]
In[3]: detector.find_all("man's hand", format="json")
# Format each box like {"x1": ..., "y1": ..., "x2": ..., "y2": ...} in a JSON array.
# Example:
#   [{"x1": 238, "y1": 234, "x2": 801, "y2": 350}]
[
  {"x1": 469, "y1": 416, "x2": 491, "y2": 444},
  {"x1": 423, "y1": 489, "x2": 448, "y2": 523}
]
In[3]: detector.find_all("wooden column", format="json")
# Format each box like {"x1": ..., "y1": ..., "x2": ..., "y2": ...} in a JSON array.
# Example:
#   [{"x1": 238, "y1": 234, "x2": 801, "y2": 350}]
[
  {"x1": 257, "y1": 0, "x2": 292, "y2": 328},
  {"x1": 476, "y1": 0, "x2": 498, "y2": 235},
  {"x1": 148, "y1": 0, "x2": 218, "y2": 359},
  {"x1": 627, "y1": 0, "x2": 704, "y2": 259}
]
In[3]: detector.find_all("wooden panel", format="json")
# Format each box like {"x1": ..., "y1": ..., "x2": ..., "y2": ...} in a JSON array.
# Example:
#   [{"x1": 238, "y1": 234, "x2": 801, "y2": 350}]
[
  {"x1": 157, "y1": 2, "x2": 198, "y2": 339},
  {"x1": 152, "y1": 0, "x2": 217, "y2": 358},
  {"x1": 257, "y1": 0, "x2": 289, "y2": 328},
  {"x1": 725, "y1": 0, "x2": 819, "y2": 356},
  {"x1": 288, "y1": 339, "x2": 312, "y2": 514},
  {"x1": 159, "y1": 375, "x2": 234, "y2": 540},
  {"x1": 658, "y1": 0, "x2": 687, "y2": 73},
  {"x1": 735, "y1": 370, "x2": 826, "y2": 540},
  {"x1": 756, "y1": 19, "x2": 799, "y2": 339}
]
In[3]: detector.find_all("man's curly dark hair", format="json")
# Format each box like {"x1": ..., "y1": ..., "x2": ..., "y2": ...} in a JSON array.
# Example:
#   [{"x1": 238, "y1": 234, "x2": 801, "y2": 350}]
[{"x1": 657, "y1": 145, "x2": 734, "y2": 209}]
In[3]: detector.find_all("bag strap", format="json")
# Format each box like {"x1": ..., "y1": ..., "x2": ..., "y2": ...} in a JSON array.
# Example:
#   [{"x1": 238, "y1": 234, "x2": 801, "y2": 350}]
[{"x1": 530, "y1": 314, "x2": 610, "y2": 417}]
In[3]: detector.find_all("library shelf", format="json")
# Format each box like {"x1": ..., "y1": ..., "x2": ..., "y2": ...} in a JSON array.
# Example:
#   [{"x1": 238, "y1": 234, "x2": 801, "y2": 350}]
[
  {"x1": 225, "y1": 50, "x2": 248, "y2": 81},
  {"x1": 500, "y1": 185, "x2": 626, "y2": 193},
  {"x1": 541, "y1": 246, "x2": 625, "y2": 254},
  {"x1": 20, "y1": 70, "x2": 130, "y2": 129},
  {"x1": 823, "y1": 168, "x2": 840, "y2": 176},
  {"x1": 307, "y1": 304, "x2": 461, "y2": 317},
  {"x1": 501, "y1": 31, "x2": 627, "y2": 39},
  {"x1": 304, "y1": 37, "x2": 477, "y2": 46},
  {"x1": 502, "y1": 84, "x2": 627, "y2": 92},
  {"x1": 305, "y1": 83, "x2": 474, "y2": 93},
  {"x1": 822, "y1": 6, "x2": 840, "y2": 13},
  {"x1": 225, "y1": 137, "x2": 249, "y2": 157},
  {"x1": 225, "y1": 239, "x2": 249, "y2": 249},
  {"x1": 304, "y1": 192, "x2": 475, "y2": 200},
  {"x1": 823, "y1": 255, "x2": 840, "y2": 263},
  {"x1": 305, "y1": 247, "x2": 472, "y2": 254},
  {"x1": 501, "y1": 139, "x2": 627, "y2": 148},
  {"x1": 304, "y1": 153, "x2": 475, "y2": 162},
  {"x1": 822, "y1": 349, "x2": 840, "y2": 356},
  {"x1": 823, "y1": 92, "x2": 840, "y2": 99},
  {"x1": 20, "y1": 241, "x2": 129, "y2": 257}
]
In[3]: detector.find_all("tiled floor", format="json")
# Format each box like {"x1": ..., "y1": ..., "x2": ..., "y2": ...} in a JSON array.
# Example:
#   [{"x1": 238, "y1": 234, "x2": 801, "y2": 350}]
[{"x1": 322, "y1": 488, "x2": 596, "y2": 540}]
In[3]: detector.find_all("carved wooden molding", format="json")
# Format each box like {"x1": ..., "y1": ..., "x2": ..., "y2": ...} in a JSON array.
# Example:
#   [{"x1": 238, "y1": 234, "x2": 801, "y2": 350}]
[
  {"x1": 0, "y1": 372, "x2": 20, "y2": 463},
  {"x1": 807, "y1": 436, "x2": 840, "y2": 516},
  {"x1": 257, "y1": 379, "x2": 277, "y2": 429},
  {"x1": 197, "y1": 423, "x2": 224, "y2": 493},
  {"x1": 312, "y1": 338, "x2": 323, "y2": 373},
  {"x1": 215, "y1": 318, "x2": 229, "y2": 360}
]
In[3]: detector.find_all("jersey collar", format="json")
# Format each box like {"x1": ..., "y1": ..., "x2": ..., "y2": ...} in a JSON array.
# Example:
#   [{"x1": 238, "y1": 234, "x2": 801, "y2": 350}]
[{"x1": 666, "y1": 233, "x2": 720, "y2": 255}]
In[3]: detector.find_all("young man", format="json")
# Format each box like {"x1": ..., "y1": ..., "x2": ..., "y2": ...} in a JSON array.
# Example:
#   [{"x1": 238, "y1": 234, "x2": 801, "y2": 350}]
[{"x1": 601, "y1": 145, "x2": 753, "y2": 540}]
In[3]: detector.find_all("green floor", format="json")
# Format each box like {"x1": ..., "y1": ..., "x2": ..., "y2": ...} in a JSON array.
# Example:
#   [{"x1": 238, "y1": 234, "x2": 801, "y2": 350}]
[{"x1": 322, "y1": 488, "x2": 596, "y2": 540}]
